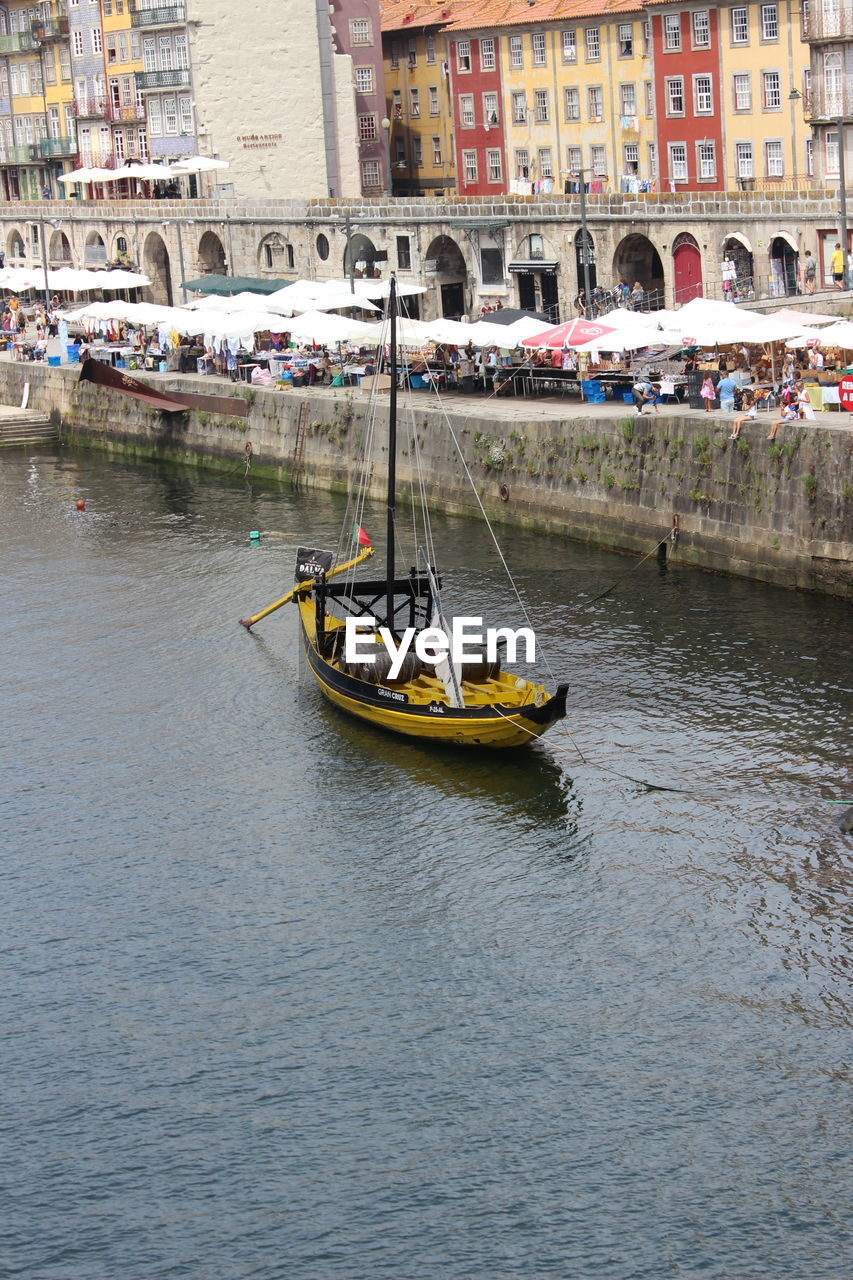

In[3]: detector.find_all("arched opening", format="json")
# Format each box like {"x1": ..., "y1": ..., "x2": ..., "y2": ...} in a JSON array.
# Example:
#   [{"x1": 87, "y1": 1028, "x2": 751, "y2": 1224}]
[
  {"x1": 344, "y1": 232, "x2": 380, "y2": 280},
  {"x1": 672, "y1": 233, "x2": 703, "y2": 304},
  {"x1": 49, "y1": 229, "x2": 73, "y2": 266},
  {"x1": 770, "y1": 235, "x2": 799, "y2": 296},
  {"x1": 143, "y1": 231, "x2": 173, "y2": 306},
  {"x1": 7, "y1": 229, "x2": 26, "y2": 264},
  {"x1": 198, "y1": 230, "x2": 226, "y2": 276},
  {"x1": 721, "y1": 235, "x2": 754, "y2": 301},
  {"x1": 425, "y1": 234, "x2": 467, "y2": 318},
  {"x1": 510, "y1": 233, "x2": 560, "y2": 320},
  {"x1": 258, "y1": 232, "x2": 291, "y2": 273},
  {"x1": 574, "y1": 228, "x2": 596, "y2": 296},
  {"x1": 84, "y1": 230, "x2": 106, "y2": 268},
  {"x1": 613, "y1": 234, "x2": 664, "y2": 308}
]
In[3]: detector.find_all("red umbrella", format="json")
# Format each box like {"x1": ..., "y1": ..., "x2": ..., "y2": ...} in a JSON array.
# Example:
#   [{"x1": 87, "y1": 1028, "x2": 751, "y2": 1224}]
[{"x1": 521, "y1": 317, "x2": 616, "y2": 349}]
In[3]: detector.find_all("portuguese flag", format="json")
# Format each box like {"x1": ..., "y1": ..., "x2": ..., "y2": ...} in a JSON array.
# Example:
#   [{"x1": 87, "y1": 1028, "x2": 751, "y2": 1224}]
[{"x1": 353, "y1": 524, "x2": 372, "y2": 548}]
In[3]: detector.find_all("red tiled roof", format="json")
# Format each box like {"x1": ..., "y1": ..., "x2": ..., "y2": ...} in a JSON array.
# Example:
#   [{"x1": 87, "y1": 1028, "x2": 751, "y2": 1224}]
[
  {"x1": 438, "y1": 0, "x2": 644, "y2": 34},
  {"x1": 380, "y1": 1, "x2": 484, "y2": 34}
]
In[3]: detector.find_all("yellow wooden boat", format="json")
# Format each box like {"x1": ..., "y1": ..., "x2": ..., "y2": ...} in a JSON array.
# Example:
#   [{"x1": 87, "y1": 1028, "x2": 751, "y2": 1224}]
[{"x1": 240, "y1": 277, "x2": 567, "y2": 749}]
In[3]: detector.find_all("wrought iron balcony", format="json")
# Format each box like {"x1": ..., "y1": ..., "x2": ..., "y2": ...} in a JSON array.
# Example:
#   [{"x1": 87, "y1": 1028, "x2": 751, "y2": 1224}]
[
  {"x1": 803, "y1": 84, "x2": 853, "y2": 121},
  {"x1": 40, "y1": 137, "x2": 78, "y2": 158},
  {"x1": 4, "y1": 145, "x2": 44, "y2": 164},
  {"x1": 0, "y1": 32, "x2": 35, "y2": 55},
  {"x1": 71, "y1": 97, "x2": 108, "y2": 119},
  {"x1": 130, "y1": 4, "x2": 187, "y2": 28},
  {"x1": 110, "y1": 102, "x2": 147, "y2": 122},
  {"x1": 31, "y1": 17, "x2": 70, "y2": 41},
  {"x1": 135, "y1": 68, "x2": 190, "y2": 90},
  {"x1": 801, "y1": 3, "x2": 853, "y2": 42}
]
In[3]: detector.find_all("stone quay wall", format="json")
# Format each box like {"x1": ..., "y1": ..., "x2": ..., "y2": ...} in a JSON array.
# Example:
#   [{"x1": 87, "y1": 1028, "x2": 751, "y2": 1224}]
[
  {"x1": 2, "y1": 191, "x2": 848, "y2": 320},
  {"x1": 2, "y1": 361, "x2": 851, "y2": 599}
]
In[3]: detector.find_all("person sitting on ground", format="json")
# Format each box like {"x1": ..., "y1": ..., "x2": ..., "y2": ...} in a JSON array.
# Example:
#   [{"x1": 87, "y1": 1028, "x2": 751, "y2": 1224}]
[
  {"x1": 729, "y1": 389, "x2": 756, "y2": 439},
  {"x1": 716, "y1": 372, "x2": 737, "y2": 414},
  {"x1": 766, "y1": 401, "x2": 800, "y2": 441},
  {"x1": 796, "y1": 380, "x2": 815, "y2": 421}
]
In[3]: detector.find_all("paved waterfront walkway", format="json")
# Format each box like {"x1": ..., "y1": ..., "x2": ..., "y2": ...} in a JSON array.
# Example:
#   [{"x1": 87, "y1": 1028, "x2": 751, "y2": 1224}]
[{"x1": 2, "y1": 351, "x2": 850, "y2": 432}]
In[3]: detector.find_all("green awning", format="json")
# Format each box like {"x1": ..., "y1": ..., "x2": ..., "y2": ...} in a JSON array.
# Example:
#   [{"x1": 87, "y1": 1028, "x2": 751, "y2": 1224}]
[{"x1": 180, "y1": 274, "x2": 288, "y2": 296}]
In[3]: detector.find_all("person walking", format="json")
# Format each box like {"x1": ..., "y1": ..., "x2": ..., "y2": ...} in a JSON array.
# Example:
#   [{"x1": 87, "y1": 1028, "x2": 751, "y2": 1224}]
[
  {"x1": 803, "y1": 250, "x2": 817, "y2": 294},
  {"x1": 700, "y1": 374, "x2": 716, "y2": 412},
  {"x1": 830, "y1": 242, "x2": 844, "y2": 289}
]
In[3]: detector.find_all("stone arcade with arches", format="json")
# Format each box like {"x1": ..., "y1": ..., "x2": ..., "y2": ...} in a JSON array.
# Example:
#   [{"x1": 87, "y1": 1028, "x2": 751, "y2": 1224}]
[{"x1": 0, "y1": 193, "x2": 842, "y2": 318}]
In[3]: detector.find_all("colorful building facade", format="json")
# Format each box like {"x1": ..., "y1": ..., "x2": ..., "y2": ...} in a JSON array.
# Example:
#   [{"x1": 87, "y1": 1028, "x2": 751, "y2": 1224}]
[{"x1": 0, "y1": 0, "x2": 75, "y2": 203}]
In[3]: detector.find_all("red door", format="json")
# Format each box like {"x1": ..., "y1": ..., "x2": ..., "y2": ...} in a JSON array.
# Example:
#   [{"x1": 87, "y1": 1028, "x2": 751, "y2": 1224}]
[{"x1": 672, "y1": 234, "x2": 703, "y2": 304}]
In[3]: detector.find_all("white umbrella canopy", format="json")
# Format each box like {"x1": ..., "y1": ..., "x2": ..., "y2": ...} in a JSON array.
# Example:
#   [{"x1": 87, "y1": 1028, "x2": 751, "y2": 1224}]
[
  {"x1": 0, "y1": 266, "x2": 150, "y2": 293},
  {"x1": 286, "y1": 310, "x2": 377, "y2": 345},
  {"x1": 196, "y1": 309, "x2": 293, "y2": 339},
  {"x1": 0, "y1": 268, "x2": 42, "y2": 291},
  {"x1": 424, "y1": 318, "x2": 480, "y2": 344},
  {"x1": 107, "y1": 163, "x2": 172, "y2": 182},
  {"x1": 58, "y1": 166, "x2": 116, "y2": 183},
  {"x1": 169, "y1": 155, "x2": 230, "y2": 175},
  {"x1": 307, "y1": 278, "x2": 427, "y2": 301},
  {"x1": 264, "y1": 284, "x2": 379, "y2": 314},
  {"x1": 185, "y1": 292, "x2": 294, "y2": 314},
  {"x1": 811, "y1": 320, "x2": 853, "y2": 349},
  {"x1": 773, "y1": 307, "x2": 840, "y2": 327}
]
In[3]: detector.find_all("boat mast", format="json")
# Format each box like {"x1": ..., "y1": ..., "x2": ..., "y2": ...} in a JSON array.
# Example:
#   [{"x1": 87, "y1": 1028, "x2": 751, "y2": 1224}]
[{"x1": 386, "y1": 273, "x2": 397, "y2": 630}]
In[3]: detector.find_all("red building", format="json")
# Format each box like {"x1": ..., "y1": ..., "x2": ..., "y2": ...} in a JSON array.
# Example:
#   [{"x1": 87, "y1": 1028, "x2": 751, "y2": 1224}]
[
  {"x1": 445, "y1": 25, "x2": 507, "y2": 197},
  {"x1": 650, "y1": 4, "x2": 724, "y2": 195}
]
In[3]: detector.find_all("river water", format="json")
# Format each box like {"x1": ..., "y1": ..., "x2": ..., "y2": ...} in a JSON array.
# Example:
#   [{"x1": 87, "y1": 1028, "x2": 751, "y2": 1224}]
[{"x1": 2, "y1": 446, "x2": 851, "y2": 1280}]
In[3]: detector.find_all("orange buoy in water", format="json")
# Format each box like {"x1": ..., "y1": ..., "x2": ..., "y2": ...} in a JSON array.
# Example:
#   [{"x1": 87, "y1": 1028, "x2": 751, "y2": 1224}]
[{"x1": 75, "y1": 499, "x2": 86, "y2": 511}]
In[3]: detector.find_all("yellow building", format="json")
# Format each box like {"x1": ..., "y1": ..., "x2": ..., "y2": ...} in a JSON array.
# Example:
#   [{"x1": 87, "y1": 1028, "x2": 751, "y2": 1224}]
[
  {"x1": 381, "y1": 0, "x2": 468, "y2": 195},
  {"x1": 0, "y1": 0, "x2": 75, "y2": 202},
  {"x1": 498, "y1": 4, "x2": 654, "y2": 196},
  {"x1": 716, "y1": 0, "x2": 811, "y2": 189},
  {"x1": 99, "y1": 0, "x2": 146, "y2": 167}
]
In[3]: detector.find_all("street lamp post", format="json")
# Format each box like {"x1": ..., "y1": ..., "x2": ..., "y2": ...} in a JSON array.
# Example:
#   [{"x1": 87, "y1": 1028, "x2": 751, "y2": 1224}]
[{"x1": 38, "y1": 210, "x2": 51, "y2": 317}]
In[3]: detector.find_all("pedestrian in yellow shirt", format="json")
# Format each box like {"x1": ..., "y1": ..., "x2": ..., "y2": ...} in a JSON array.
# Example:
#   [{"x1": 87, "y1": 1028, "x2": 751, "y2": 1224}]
[{"x1": 831, "y1": 242, "x2": 845, "y2": 289}]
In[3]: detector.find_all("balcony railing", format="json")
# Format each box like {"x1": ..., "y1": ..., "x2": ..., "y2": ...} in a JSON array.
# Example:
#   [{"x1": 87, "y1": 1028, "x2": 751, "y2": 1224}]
[
  {"x1": 804, "y1": 84, "x2": 853, "y2": 120},
  {"x1": 130, "y1": 4, "x2": 187, "y2": 28},
  {"x1": 0, "y1": 32, "x2": 35, "y2": 54},
  {"x1": 40, "y1": 137, "x2": 78, "y2": 158},
  {"x1": 801, "y1": 3, "x2": 853, "y2": 42},
  {"x1": 3, "y1": 145, "x2": 43, "y2": 164},
  {"x1": 135, "y1": 68, "x2": 190, "y2": 90},
  {"x1": 71, "y1": 98, "x2": 147, "y2": 122},
  {"x1": 71, "y1": 97, "x2": 107, "y2": 119},
  {"x1": 31, "y1": 17, "x2": 70, "y2": 41}
]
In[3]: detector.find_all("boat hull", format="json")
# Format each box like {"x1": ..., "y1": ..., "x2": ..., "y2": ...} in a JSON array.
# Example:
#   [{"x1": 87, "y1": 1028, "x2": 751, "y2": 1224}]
[{"x1": 299, "y1": 616, "x2": 567, "y2": 749}]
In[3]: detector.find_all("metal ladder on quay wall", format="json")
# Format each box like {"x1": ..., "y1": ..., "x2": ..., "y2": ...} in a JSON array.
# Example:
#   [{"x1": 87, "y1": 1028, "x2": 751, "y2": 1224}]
[{"x1": 291, "y1": 400, "x2": 310, "y2": 489}]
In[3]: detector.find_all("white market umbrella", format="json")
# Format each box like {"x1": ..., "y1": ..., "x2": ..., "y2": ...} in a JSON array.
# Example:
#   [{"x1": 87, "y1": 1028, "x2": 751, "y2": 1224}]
[
  {"x1": 108, "y1": 163, "x2": 171, "y2": 182},
  {"x1": 287, "y1": 311, "x2": 376, "y2": 345},
  {"x1": 424, "y1": 318, "x2": 480, "y2": 344},
  {"x1": 170, "y1": 155, "x2": 229, "y2": 175},
  {"x1": 264, "y1": 285, "x2": 379, "y2": 314},
  {"x1": 811, "y1": 320, "x2": 853, "y2": 350},
  {"x1": 772, "y1": 307, "x2": 840, "y2": 327},
  {"x1": 58, "y1": 166, "x2": 115, "y2": 184}
]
